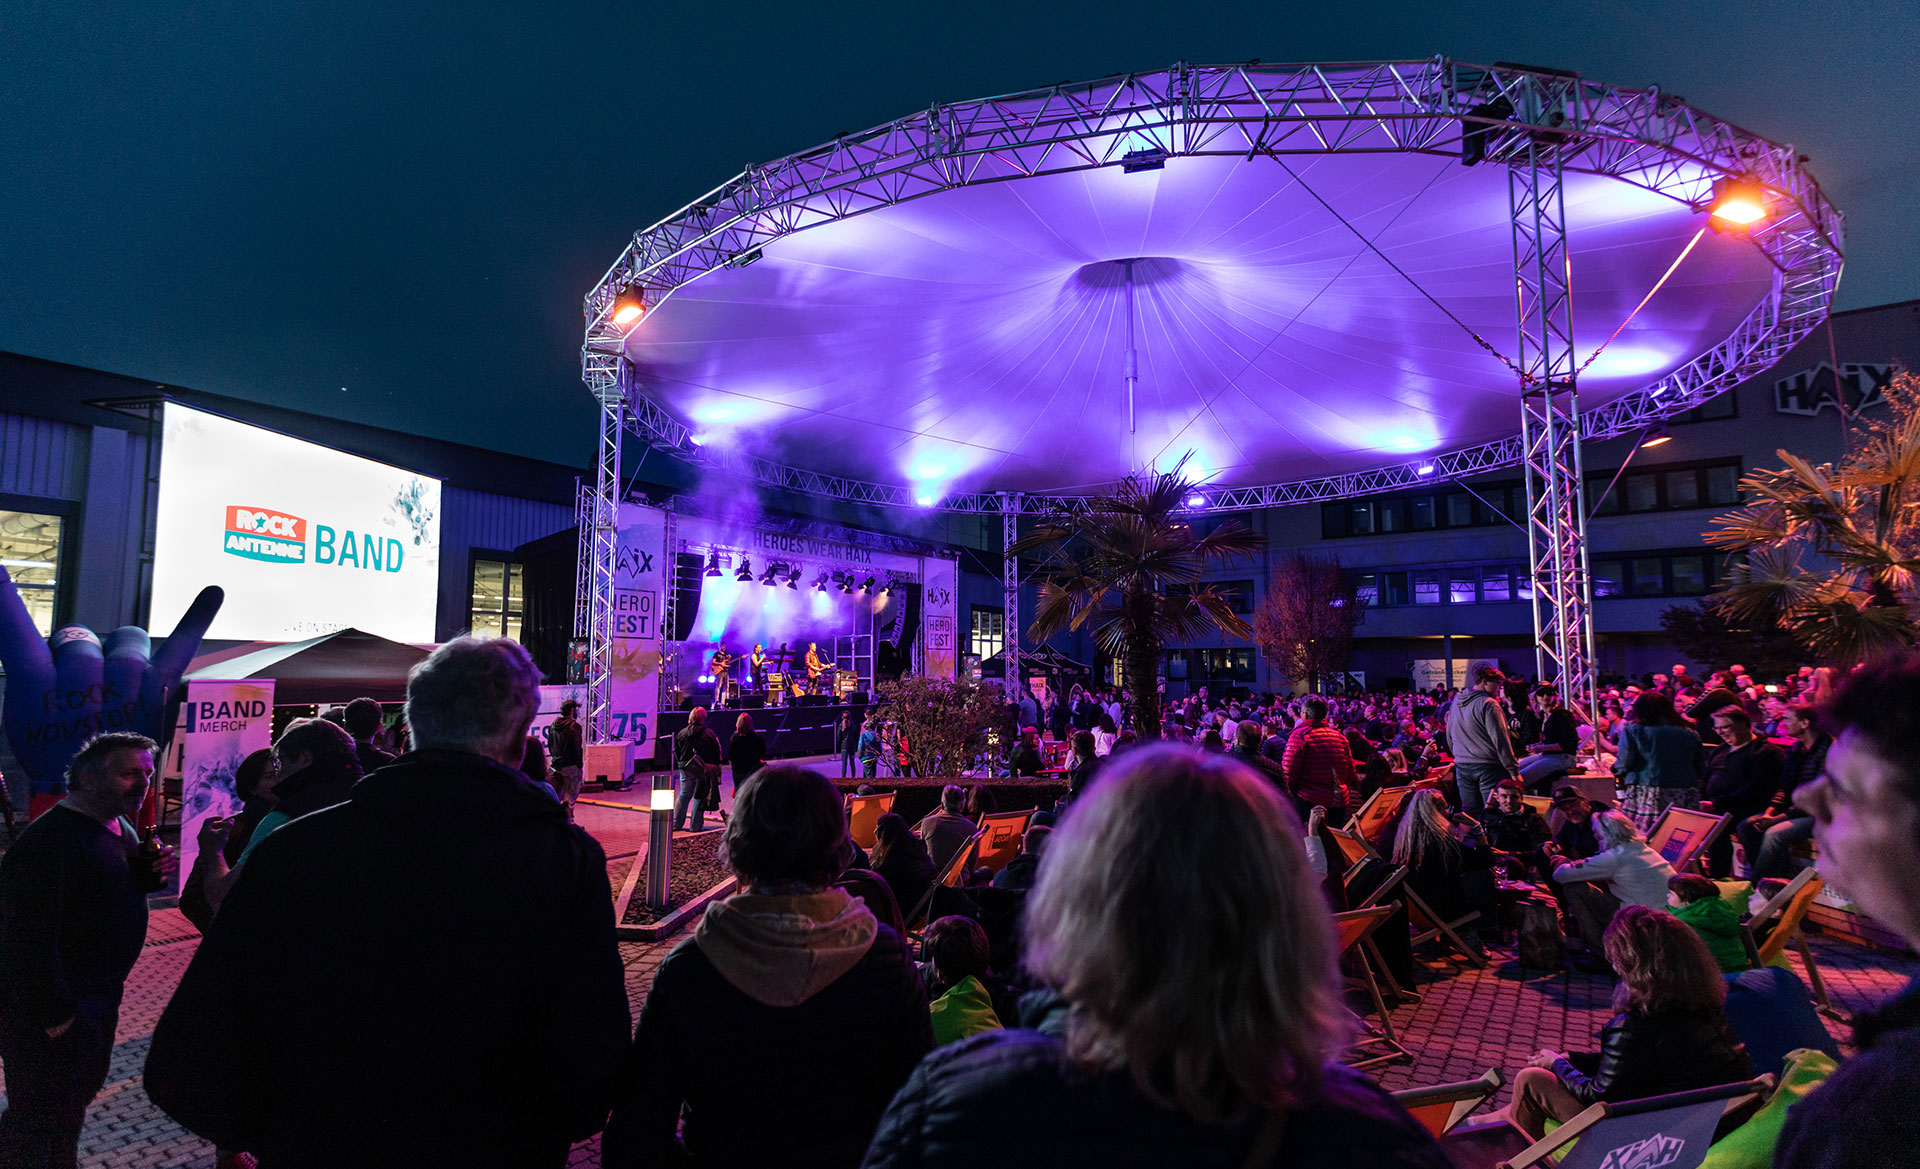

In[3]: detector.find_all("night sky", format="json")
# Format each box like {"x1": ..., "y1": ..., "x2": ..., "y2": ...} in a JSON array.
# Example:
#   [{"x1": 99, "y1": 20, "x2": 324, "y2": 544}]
[{"x1": 4, "y1": 2, "x2": 1915, "y2": 471}]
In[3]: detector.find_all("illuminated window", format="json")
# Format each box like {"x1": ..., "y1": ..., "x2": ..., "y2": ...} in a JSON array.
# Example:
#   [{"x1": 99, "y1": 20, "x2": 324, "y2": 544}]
[
  {"x1": 469, "y1": 558, "x2": 523, "y2": 640},
  {"x1": 0, "y1": 510, "x2": 62, "y2": 636},
  {"x1": 969, "y1": 607, "x2": 1004, "y2": 661}
]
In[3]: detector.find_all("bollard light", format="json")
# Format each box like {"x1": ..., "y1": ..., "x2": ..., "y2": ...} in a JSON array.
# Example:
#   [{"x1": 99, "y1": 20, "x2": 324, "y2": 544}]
[{"x1": 647, "y1": 782, "x2": 675, "y2": 908}]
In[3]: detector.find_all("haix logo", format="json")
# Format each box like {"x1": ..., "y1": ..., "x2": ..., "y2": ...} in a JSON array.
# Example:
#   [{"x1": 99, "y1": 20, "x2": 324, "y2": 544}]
[
  {"x1": 225, "y1": 507, "x2": 308, "y2": 564},
  {"x1": 1596, "y1": 1133, "x2": 1685, "y2": 1169}
]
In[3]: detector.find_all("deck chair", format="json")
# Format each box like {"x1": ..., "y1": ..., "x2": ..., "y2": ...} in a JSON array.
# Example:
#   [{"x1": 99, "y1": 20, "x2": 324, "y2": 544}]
[
  {"x1": 973, "y1": 810, "x2": 1032, "y2": 874},
  {"x1": 1520, "y1": 794, "x2": 1553, "y2": 818},
  {"x1": 903, "y1": 828, "x2": 987, "y2": 934},
  {"x1": 1742, "y1": 866, "x2": 1838, "y2": 1018},
  {"x1": 1329, "y1": 824, "x2": 1382, "y2": 879},
  {"x1": 1646, "y1": 806, "x2": 1732, "y2": 875},
  {"x1": 1347, "y1": 785, "x2": 1413, "y2": 843},
  {"x1": 1405, "y1": 886, "x2": 1488, "y2": 968},
  {"x1": 1330, "y1": 905, "x2": 1412, "y2": 1070},
  {"x1": 845, "y1": 790, "x2": 895, "y2": 850},
  {"x1": 1498, "y1": 1077, "x2": 1775, "y2": 1169},
  {"x1": 1391, "y1": 1069, "x2": 1505, "y2": 1137}
]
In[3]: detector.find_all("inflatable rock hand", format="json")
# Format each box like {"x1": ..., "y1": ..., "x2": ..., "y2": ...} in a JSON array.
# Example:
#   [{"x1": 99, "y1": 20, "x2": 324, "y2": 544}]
[{"x1": 0, "y1": 566, "x2": 223, "y2": 805}]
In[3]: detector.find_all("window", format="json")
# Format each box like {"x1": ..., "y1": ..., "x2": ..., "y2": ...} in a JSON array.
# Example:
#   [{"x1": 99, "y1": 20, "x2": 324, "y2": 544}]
[
  {"x1": 1706, "y1": 465, "x2": 1740, "y2": 505},
  {"x1": 1630, "y1": 557, "x2": 1666, "y2": 596},
  {"x1": 1446, "y1": 493, "x2": 1475, "y2": 527},
  {"x1": 1410, "y1": 496, "x2": 1436, "y2": 530},
  {"x1": 469, "y1": 558, "x2": 524, "y2": 640},
  {"x1": 1672, "y1": 393, "x2": 1737, "y2": 423},
  {"x1": 1382, "y1": 572, "x2": 1410, "y2": 607},
  {"x1": 0, "y1": 510, "x2": 63, "y2": 636},
  {"x1": 1624, "y1": 473, "x2": 1659, "y2": 512},
  {"x1": 1412, "y1": 569, "x2": 1441, "y2": 605},
  {"x1": 1348, "y1": 501, "x2": 1373, "y2": 535},
  {"x1": 1352, "y1": 573, "x2": 1378, "y2": 607},
  {"x1": 969, "y1": 607, "x2": 1005, "y2": 660},
  {"x1": 1670, "y1": 555, "x2": 1709, "y2": 595},
  {"x1": 1666, "y1": 469, "x2": 1700, "y2": 509},
  {"x1": 1591, "y1": 560, "x2": 1623, "y2": 598},
  {"x1": 1480, "y1": 567, "x2": 1510, "y2": 603},
  {"x1": 1450, "y1": 569, "x2": 1477, "y2": 605},
  {"x1": 1377, "y1": 499, "x2": 1407, "y2": 533},
  {"x1": 1588, "y1": 477, "x2": 1621, "y2": 515}
]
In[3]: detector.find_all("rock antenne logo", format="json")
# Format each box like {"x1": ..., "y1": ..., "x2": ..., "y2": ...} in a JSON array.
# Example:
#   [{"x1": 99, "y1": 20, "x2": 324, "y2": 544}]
[{"x1": 224, "y1": 506, "x2": 308, "y2": 564}]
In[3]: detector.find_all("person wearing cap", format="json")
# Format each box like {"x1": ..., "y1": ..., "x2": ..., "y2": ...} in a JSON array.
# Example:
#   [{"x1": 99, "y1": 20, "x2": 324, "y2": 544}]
[{"x1": 1446, "y1": 666, "x2": 1521, "y2": 818}]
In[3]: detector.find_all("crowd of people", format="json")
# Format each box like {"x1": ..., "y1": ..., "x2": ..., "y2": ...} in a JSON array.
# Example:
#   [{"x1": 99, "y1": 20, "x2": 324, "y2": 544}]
[{"x1": 1, "y1": 638, "x2": 1916, "y2": 1167}]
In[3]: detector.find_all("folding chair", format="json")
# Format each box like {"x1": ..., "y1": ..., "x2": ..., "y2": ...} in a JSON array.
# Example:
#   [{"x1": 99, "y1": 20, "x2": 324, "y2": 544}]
[
  {"x1": 1645, "y1": 806, "x2": 1731, "y2": 875},
  {"x1": 1405, "y1": 886, "x2": 1488, "y2": 968},
  {"x1": 1742, "y1": 866, "x2": 1839, "y2": 1019},
  {"x1": 1329, "y1": 825, "x2": 1382, "y2": 880},
  {"x1": 972, "y1": 810, "x2": 1033, "y2": 874},
  {"x1": 1390, "y1": 1069, "x2": 1505, "y2": 1137},
  {"x1": 1341, "y1": 856, "x2": 1420, "y2": 1000},
  {"x1": 1346, "y1": 785, "x2": 1413, "y2": 844},
  {"x1": 904, "y1": 828, "x2": 987, "y2": 935},
  {"x1": 1520, "y1": 794, "x2": 1553, "y2": 819},
  {"x1": 1499, "y1": 1077, "x2": 1774, "y2": 1169},
  {"x1": 1330, "y1": 905, "x2": 1412, "y2": 1070},
  {"x1": 845, "y1": 790, "x2": 896, "y2": 850}
]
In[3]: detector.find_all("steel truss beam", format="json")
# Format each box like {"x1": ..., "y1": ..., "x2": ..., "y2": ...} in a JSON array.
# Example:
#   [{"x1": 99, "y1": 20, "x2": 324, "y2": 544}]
[
  {"x1": 1000, "y1": 495, "x2": 1021, "y2": 686},
  {"x1": 1501, "y1": 69, "x2": 1598, "y2": 727},
  {"x1": 582, "y1": 59, "x2": 1841, "y2": 516},
  {"x1": 581, "y1": 357, "x2": 625, "y2": 743}
]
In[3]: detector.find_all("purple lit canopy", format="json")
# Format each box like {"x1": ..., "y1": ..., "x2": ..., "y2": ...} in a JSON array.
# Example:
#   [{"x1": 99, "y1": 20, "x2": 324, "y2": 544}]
[{"x1": 587, "y1": 62, "x2": 1841, "y2": 507}]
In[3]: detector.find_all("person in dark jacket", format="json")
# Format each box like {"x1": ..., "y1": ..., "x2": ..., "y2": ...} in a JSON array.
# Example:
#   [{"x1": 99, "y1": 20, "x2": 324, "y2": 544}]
[
  {"x1": 1390, "y1": 790, "x2": 1497, "y2": 950},
  {"x1": 145, "y1": 637, "x2": 630, "y2": 1169},
  {"x1": 1774, "y1": 654, "x2": 1920, "y2": 1168},
  {"x1": 836, "y1": 711, "x2": 859, "y2": 778},
  {"x1": 1481, "y1": 782, "x2": 1550, "y2": 876},
  {"x1": 988, "y1": 825, "x2": 1049, "y2": 891},
  {"x1": 342, "y1": 696, "x2": 395, "y2": 776},
  {"x1": 1699, "y1": 706, "x2": 1786, "y2": 876},
  {"x1": 1504, "y1": 905, "x2": 1752, "y2": 1139},
  {"x1": 1008, "y1": 726, "x2": 1043, "y2": 777},
  {"x1": 727, "y1": 712, "x2": 767, "y2": 799},
  {"x1": 603, "y1": 765, "x2": 931, "y2": 1168},
  {"x1": 674, "y1": 707, "x2": 722, "y2": 831},
  {"x1": 870, "y1": 812, "x2": 937, "y2": 918},
  {"x1": 1737, "y1": 702, "x2": 1827, "y2": 880},
  {"x1": 861, "y1": 745, "x2": 1447, "y2": 1169}
]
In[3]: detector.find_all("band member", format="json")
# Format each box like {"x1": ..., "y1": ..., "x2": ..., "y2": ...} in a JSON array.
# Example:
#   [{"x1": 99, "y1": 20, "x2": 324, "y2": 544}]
[
  {"x1": 710, "y1": 643, "x2": 734, "y2": 707},
  {"x1": 749, "y1": 643, "x2": 769, "y2": 691},
  {"x1": 804, "y1": 642, "x2": 832, "y2": 695}
]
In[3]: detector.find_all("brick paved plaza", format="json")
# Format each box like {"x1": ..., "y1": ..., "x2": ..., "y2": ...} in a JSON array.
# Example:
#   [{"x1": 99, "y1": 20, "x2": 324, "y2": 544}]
[{"x1": 5, "y1": 800, "x2": 1912, "y2": 1169}]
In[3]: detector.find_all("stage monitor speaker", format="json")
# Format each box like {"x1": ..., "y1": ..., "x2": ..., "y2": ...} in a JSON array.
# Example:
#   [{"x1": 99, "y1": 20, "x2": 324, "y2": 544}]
[
  {"x1": 739, "y1": 695, "x2": 767, "y2": 709},
  {"x1": 799, "y1": 695, "x2": 831, "y2": 707}
]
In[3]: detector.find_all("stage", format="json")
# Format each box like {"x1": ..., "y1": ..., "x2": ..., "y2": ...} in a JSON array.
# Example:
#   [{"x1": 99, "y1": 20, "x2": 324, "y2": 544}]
[{"x1": 654, "y1": 698, "x2": 869, "y2": 766}]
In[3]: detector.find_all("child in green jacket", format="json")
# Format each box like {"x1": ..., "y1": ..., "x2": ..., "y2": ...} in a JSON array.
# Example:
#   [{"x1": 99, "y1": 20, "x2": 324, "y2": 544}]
[{"x1": 1668, "y1": 873, "x2": 1749, "y2": 972}]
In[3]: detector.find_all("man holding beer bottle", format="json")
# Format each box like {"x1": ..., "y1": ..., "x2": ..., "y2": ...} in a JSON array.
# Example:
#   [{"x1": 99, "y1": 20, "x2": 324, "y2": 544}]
[{"x1": 0, "y1": 731, "x2": 172, "y2": 1168}]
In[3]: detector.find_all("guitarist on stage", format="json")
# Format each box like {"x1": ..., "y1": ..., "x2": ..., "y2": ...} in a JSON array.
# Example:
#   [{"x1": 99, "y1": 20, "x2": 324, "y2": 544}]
[
  {"x1": 710, "y1": 643, "x2": 734, "y2": 708},
  {"x1": 804, "y1": 641, "x2": 834, "y2": 695}
]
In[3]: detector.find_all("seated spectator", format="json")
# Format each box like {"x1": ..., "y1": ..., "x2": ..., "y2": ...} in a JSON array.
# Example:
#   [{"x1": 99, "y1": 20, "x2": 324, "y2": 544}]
[
  {"x1": 1481, "y1": 781, "x2": 1549, "y2": 874},
  {"x1": 1546, "y1": 810, "x2": 1676, "y2": 957},
  {"x1": 922, "y1": 916, "x2": 1003, "y2": 1047},
  {"x1": 1701, "y1": 707, "x2": 1786, "y2": 876},
  {"x1": 1066, "y1": 730, "x2": 1100, "y2": 796},
  {"x1": 990, "y1": 825, "x2": 1050, "y2": 891},
  {"x1": 1092, "y1": 712, "x2": 1118, "y2": 757},
  {"x1": 871, "y1": 812, "x2": 937, "y2": 917},
  {"x1": 916, "y1": 785, "x2": 979, "y2": 872},
  {"x1": 860, "y1": 745, "x2": 1447, "y2": 1168},
  {"x1": 1737, "y1": 702, "x2": 1827, "y2": 880},
  {"x1": 1503, "y1": 905, "x2": 1752, "y2": 1139},
  {"x1": 1199, "y1": 728, "x2": 1224, "y2": 752},
  {"x1": 1229, "y1": 721, "x2": 1286, "y2": 788},
  {"x1": 1008, "y1": 726, "x2": 1043, "y2": 777},
  {"x1": 1775, "y1": 654, "x2": 1920, "y2": 1167},
  {"x1": 1379, "y1": 747, "x2": 1411, "y2": 783},
  {"x1": 1547, "y1": 786, "x2": 1607, "y2": 860},
  {"x1": 1390, "y1": 790, "x2": 1497, "y2": 950},
  {"x1": 963, "y1": 784, "x2": 996, "y2": 821},
  {"x1": 603, "y1": 765, "x2": 931, "y2": 1167},
  {"x1": 1666, "y1": 873, "x2": 1747, "y2": 973},
  {"x1": 1517, "y1": 687, "x2": 1579, "y2": 792}
]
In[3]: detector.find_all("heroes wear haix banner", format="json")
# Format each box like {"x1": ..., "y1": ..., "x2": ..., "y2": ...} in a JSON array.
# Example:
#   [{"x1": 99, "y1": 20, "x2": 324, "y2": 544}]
[
  {"x1": 151, "y1": 404, "x2": 443, "y2": 643},
  {"x1": 175, "y1": 678, "x2": 275, "y2": 895}
]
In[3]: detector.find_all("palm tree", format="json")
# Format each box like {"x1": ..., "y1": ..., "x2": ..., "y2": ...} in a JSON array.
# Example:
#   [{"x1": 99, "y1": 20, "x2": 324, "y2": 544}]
[
  {"x1": 1704, "y1": 370, "x2": 1920, "y2": 662},
  {"x1": 1008, "y1": 460, "x2": 1265, "y2": 740}
]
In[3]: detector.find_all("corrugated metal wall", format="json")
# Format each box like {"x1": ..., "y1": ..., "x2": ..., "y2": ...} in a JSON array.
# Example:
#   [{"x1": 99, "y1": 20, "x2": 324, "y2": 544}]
[
  {"x1": 0, "y1": 412, "x2": 90, "y2": 500},
  {"x1": 435, "y1": 486, "x2": 575, "y2": 639}
]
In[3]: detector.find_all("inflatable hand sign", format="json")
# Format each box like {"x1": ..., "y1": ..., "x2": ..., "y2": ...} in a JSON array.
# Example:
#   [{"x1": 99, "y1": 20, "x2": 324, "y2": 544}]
[{"x1": 0, "y1": 565, "x2": 223, "y2": 807}]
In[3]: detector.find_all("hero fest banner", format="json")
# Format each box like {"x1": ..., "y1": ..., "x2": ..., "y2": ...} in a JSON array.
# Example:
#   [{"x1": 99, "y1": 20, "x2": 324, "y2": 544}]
[
  {"x1": 609, "y1": 503, "x2": 666, "y2": 746},
  {"x1": 175, "y1": 679, "x2": 275, "y2": 895}
]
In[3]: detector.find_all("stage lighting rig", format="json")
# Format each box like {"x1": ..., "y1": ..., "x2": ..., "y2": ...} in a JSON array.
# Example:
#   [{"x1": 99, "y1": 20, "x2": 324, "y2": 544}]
[
  {"x1": 862, "y1": 577, "x2": 877, "y2": 593},
  {"x1": 610, "y1": 284, "x2": 646, "y2": 326},
  {"x1": 703, "y1": 552, "x2": 722, "y2": 578},
  {"x1": 786, "y1": 568, "x2": 802, "y2": 590},
  {"x1": 813, "y1": 573, "x2": 832, "y2": 592},
  {"x1": 1706, "y1": 177, "x2": 1767, "y2": 229},
  {"x1": 758, "y1": 563, "x2": 779, "y2": 585},
  {"x1": 735, "y1": 558, "x2": 754, "y2": 582},
  {"x1": 838, "y1": 575, "x2": 856, "y2": 594}
]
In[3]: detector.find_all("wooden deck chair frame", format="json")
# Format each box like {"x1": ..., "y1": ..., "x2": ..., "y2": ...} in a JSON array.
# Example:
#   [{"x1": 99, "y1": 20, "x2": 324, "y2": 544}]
[
  {"x1": 1741, "y1": 866, "x2": 1839, "y2": 1019},
  {"x1": 972, "y1": 810, "x2": 1032, "y2": 874},
  {"x1": 1343, "y1": 859, "x2": 1420, "y2": 1002},
  {"x1": 845, "y1": 790, "x2": 896, "y2": 850},
  {"x1": 1404, "y1": 885, "x2": 1489, "y2": 968},
  {"x1": 904, "y1": 828, "x2": 988, "y2": 934},
  {"x1": 1330, "y1": 904, "x2": 1413, "y2": 1070},
  {"x1": 1329, "y1": 824, "x2": 1381, "y2": 881},
  {"x1": 1646, "y1": 805, "x2": 1732, "y2": 875},
  {"x1": 1346, "y1": 785, "x2": 1414, "y2": 843},
  {"x1": 1519, "y1": 794, "x2": 1553, "y2": 818},
  {"x1": 1497, "y1": 1076, "x2": 1775, "y2": 1169},
  {"x1": 1391, "y1": 1069, "x2": 1505, "y2": 1137}
]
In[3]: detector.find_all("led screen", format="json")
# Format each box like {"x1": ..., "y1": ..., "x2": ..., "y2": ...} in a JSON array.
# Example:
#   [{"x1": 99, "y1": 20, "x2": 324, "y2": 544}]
[{"x1": 151, "y1": 404, "x2": 442, "y2": 642}]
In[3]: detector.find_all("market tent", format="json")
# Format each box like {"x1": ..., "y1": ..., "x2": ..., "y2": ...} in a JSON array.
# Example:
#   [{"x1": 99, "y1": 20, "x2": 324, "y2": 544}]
[
  {"x1": 985, "y1": 645, "x2": 1092, "y2": 679},
  {"x1": 185, "y1": 627, "x2": 433, "y2": 704}
]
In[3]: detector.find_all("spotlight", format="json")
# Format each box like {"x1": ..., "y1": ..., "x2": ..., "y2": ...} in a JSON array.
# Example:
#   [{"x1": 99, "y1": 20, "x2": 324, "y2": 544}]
[
  {"x1": 814, "y1": 574, "x2": 830, "y2": 592},
  {"x1": 881, "y1": 577, "x2": 896, "y2": 595},
  {"x1": 839, "y1": 576, "x2": 856, "y2": 594},
  {"x1": 703, "y1": 552, "x2": 722, "y2": 578},
  {"x1": 1122, "y1": 147, "x2": 1168, "y2": 173},
  {"x1": 1459, "y1": 96, "x2": 1514, "y2": 167},
  {"x1": 1640, "y1": 425, "x2": 1673, "y2": 449},
  {"x1": 786, "y1": 568, "x2": 801, "y2": 590},
  {"x1": 734, "y1": 558, "x2": 754, "y2": 583},
  {"x1": 1707, "y1": 177, "x2": 1767, "y2": 227},
  {"x1": 1416, "y1": 463, "x2": 1437, "y2": 477},
  {"x1": 862, "y1": 577, "x2": 876, "y2": 593},
  {"x1": 724, "y1": 247, "x2": 764, "y2": 269},
  {"x1": 758, "y1": 563, "x2": 779, "y2": 585},
  {"x1": 915, "y1": 493, "x2": 934, "y2": 507},
  {"x1": 610, "y1": 285, "x2": 646, "y2": 326},
  {"x1": 1185, "y1": 493, "x2": 1207, "y2": 508}
]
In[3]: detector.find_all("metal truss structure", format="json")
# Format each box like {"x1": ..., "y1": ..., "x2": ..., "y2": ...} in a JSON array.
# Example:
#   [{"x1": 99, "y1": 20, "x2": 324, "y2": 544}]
[
  {"x1": 577, "y1": 59, "x2": 1844, "y2": 713},
  {"x1": 1000, "y1": 495, "x2": 1021, "y2": 684}
]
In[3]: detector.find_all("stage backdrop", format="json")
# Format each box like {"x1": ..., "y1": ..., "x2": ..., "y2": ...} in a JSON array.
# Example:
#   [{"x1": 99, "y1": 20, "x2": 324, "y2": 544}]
[{"x1": 176, "y1": 678, "x2": 276, "y2": 894}]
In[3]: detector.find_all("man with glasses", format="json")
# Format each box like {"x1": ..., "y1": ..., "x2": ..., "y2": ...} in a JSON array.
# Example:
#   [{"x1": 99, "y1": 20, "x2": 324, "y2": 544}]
[
  {"x1": 1700, "y1": 707, "x2": 1785, "y2": 878},
  {"x1": 1736, "y1": 702, "x2": 1828, "y2": 880}
]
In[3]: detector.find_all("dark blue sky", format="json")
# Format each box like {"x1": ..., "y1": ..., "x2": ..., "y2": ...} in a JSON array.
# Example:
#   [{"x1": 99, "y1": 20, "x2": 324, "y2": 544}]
[{"x1": 5, "y1": 2, "x2": 1915, "y2": 470}]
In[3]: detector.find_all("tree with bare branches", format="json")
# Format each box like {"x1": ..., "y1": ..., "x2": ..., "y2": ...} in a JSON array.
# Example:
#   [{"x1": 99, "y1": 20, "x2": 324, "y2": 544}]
[
  {"x1": 1252, "y1": 552, "x2": 1365, "y2": 693},
  {"x1": 1010, "y1": 460, "x2": 1264, "y2": 741}
]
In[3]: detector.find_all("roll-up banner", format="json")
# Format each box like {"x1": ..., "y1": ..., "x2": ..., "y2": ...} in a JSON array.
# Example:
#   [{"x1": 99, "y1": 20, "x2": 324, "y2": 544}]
[{"x1": 177, "y1": 679, "x2": 276, "y2": 894}]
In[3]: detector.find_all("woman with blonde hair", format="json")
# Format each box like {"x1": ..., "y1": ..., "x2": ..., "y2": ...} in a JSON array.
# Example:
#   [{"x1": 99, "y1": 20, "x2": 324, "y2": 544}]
[
  {"x1": 861, "y1": 745, "x2": 1447, "y2": 1168},
  {"x1": 1390, "y1": 789, "x2": 1497, "y2": 951}
]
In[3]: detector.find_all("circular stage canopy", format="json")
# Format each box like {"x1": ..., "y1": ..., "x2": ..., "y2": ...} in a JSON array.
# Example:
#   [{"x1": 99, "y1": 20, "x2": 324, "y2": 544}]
[{"x1": 585, "y1": 60, "x2": 1841, "y2": 509}]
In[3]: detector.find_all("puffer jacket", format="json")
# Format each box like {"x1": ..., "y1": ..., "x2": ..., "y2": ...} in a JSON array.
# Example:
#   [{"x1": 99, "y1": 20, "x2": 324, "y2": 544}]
[
  {"x1": 1549, "y1": 1008, "x2": 1752, "y2": 1106},
  {"x1": 861, "y1": 1028, "x2": 1449, "y2": 1168},
  {"x1": 1280, "y1": 720, "x2": 1354, "y2": 810}
]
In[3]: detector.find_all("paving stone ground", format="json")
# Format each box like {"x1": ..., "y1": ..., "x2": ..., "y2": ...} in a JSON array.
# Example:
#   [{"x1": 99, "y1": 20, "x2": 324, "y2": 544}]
[{"x1": 6, "y1": 799, "x2": 1913, "y2": 1169}]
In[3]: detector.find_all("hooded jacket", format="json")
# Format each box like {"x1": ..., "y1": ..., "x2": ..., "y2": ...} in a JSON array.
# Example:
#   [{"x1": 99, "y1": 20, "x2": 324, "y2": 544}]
[
  {"x1": 1444, "y1": 690, "x2": 1519, "y2": 772},
  {"x1": 145, "y1": 750, "x2": 630, "y2": 1169},
  {"x1": 1670, "y1": 892, "x2": 1748, "y2": 973},
  {"x1": 602, "y1": 888, "x2": 931, "y2": 1168}
]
